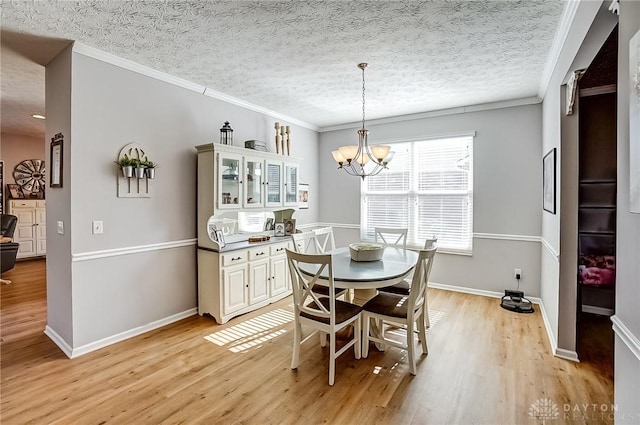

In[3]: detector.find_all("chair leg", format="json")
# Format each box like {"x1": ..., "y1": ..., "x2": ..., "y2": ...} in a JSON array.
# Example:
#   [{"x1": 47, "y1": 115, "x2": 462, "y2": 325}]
[
  {"x1": 407, "y1": 320, "x2": 416, "y2": 375},
  {"x1": 424, "y1": 299, "x2": 430, "y2": 328},
  {"x1": 320, "y1": 331, "x2": 327, "y2": 347},
  {"x1": 291, "y1": 321, "x2": 302, "y2": 370},
  {"x1": 362, "y1": 314, "x2": 370, "y2": 358},
  {"x1": 354, "y1": 317, "x2": 361, "y2": 360},
  {"x1": 0, "y1": 279, "x2": 11, "y2": 285},
  {"x1": 418, "y1": 314, "x2": 428, "y2": 354},
  {"x1": 329, "y1": 332, "x2": 336, "y2": 386}
]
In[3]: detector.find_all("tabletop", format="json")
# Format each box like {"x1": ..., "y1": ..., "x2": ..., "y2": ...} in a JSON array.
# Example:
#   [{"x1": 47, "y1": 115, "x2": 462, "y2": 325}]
[{"x1": 297, "y1": 246, "x2": 418, "y2": 290}]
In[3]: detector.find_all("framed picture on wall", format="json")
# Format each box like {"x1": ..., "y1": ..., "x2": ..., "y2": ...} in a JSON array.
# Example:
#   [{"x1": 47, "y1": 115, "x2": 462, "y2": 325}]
[
  {"x1": 50, "y1": 133, "x2": 63, "y2": 188},
  {"x1": 543, "y1": 148, "x2": 556, "y2": 214},
  {"x1": 298, "y1": 183, "x2": 309, "y2": 209},
  {"x1": 630, "y1": 28, "x2": 640, "y2": 213}
]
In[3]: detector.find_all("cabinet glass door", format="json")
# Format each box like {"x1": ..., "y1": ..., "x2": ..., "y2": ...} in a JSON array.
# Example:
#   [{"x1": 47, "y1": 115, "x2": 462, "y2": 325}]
[
  {"x1": 244, "y1": 158, "x2": 264, "y2": 207},
  {"x1": 284, "y1": 163, "x2": 298, "y2": 206},
  {"x1": 218, "y1": 153, "x2": 243, "y2": 209},
  {"x1": 265, "y1": 161, "x2": 283, "y2": 207}
]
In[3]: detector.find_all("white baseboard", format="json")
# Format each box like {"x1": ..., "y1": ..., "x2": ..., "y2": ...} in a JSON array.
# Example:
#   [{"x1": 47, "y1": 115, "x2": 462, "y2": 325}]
[
  {"x1": 45, "y1": 308, "x2": 197, "y2": 359},
  {"x1": 428, "y1": 282, "x2": 580, "y2": 362},
  {"x1": 44, "y1": 326, "x2": 73, "y2": 358},
  {"x1": 428, "y1": 281, "x2": 541, "y2": 304},
  {"x1": 582, "y1": 305, "x2": 614, "y2": 316}
]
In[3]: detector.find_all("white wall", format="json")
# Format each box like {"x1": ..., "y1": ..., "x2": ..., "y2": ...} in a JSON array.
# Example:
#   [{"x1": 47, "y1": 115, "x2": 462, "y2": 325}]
[
  {"x1": 45, "y1": 46, "x2": 319, "y2": 354},
  {"x1": 45, "y1": 44, "x2": 74, "y2": 347},
  {"x1": 319, "y1": 103, "x2": 543, "y2": 296},
  {"x1": 614, "y1": 0, "x2": 640, "y2": 421}
]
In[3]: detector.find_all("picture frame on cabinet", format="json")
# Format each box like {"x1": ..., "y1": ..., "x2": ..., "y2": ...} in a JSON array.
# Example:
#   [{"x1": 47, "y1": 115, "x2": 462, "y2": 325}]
[
  {"x1": 7, "y1": 184, "x2": 24, "y2": 199},
  {"x1": 274, "y1": 222, "x2": 285, "y2": 237},
  {"x1": 298, "y1": 183, "x2": 309, "y2": 209},
  {"x1": 543, "y1": 148, "x2": 556, "y2": 214},
  {"x1": 284, "y1": 219, "x2": 296, "y2": 236}
]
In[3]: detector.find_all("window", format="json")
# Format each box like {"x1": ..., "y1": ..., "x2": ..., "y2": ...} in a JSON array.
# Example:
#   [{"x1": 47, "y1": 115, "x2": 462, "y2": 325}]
[{"x1": 361, "y1": 134, "x2": 474, "y2": 254}]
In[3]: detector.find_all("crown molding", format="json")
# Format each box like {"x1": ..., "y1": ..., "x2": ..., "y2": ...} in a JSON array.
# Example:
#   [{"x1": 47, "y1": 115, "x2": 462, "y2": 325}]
[
  {"x1": 72, "y1": 42, "x2": 318, "y2": 132},
  {"x1": 538, "y1": 0, "x2": 581, "y2": 99},
  {"x1": 318, "y1": 97, "x2": 540, "y2": 133}
]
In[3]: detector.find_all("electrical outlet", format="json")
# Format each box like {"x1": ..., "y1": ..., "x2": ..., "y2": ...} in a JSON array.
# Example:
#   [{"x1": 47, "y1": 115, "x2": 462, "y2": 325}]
[
  {"x1": 92, "y1": 220, "x2": 103, "y2": 235},
  {"x1": 57, "y1": 221, "x2": 64, "y2": 235},
  {"x1": 514, "y1": 268, "x2": 522, "y2": 279}
]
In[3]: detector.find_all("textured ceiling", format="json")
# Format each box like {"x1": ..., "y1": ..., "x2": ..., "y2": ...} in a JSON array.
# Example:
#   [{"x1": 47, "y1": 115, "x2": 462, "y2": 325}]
[{"x1": 0, "y1": 0, "x2": 565, "y2": 137}]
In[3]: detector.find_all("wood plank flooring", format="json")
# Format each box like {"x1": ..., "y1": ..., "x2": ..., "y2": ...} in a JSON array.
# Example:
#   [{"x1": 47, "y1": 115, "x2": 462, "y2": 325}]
[{"x1": 1, "y1": 259, "x2": 614, "y2": 424}]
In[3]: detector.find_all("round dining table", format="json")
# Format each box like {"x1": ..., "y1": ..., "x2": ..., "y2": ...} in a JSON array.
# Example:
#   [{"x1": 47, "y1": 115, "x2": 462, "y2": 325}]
[{"x1": 298, "y1": 246, "x2": 418, "y2": 305}]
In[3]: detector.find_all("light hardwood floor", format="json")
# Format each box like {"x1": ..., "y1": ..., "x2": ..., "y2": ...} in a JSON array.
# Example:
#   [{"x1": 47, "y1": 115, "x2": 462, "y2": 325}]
[{"x1": 1, "y1": 259, "x2": 614, "y2": 424}]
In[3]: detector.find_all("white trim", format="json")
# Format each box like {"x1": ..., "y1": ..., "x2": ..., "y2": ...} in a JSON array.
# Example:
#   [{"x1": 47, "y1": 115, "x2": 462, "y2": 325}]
[
  {"x1": 44, "y1": 326, "x2": 73, "y2": 358},
  {"x1": 319, "y1": 98, "x2": 540, "y2": 132},
  {"x1": 582, "y1": 305, "x2": 614, "y2": 316},
  {"x1": 70, "y1": 309, "x2": 197, "y2": 358},
  {"x1": 611, "y1": 315, "x2": 640, "y2": 361},
  {"x1": 72, "y1": 42, "x2": 318, "y2": 131},
  {"x1": 538, "y1": 0, "x2": 581, "y2": 98},
  {"x1": 428, "y1": 281, "x2": 542, "y2": 305},
  {"x1": 72, "y1": 239, "x2": 197, "y2": 262},
  {"x1": 202, "y1": 88, "x2": 317, "y2": 131},
  {"x1": 473, "y1": 233, "x2": 540, "y2": 243},
  {"x1": 579, "y1": 84, "x2": 617, "y2": 97},
  {"x1": 541, "y1": 237, "x2": 560, "y2": 260},
  {"x1": 555, "y1": 348, "x2": 580, "y2": 362}
]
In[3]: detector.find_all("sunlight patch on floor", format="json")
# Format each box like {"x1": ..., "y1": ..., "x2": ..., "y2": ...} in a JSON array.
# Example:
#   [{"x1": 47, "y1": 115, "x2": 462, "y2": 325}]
[{"x1": 204, "y1": 308, "x2": 294, "y2": 352}]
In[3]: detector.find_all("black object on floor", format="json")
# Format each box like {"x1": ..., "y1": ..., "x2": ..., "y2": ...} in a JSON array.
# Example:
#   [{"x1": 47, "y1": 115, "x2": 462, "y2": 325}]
[{"x1": 500, "y1": 290, "x2": 535, "y2": 314}]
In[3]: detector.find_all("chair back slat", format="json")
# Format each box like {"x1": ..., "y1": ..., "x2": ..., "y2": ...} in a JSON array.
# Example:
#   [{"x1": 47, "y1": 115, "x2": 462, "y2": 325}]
[
  {"x1": 374, "y1": 227, "x2": 408, "y2": 249},
  {"x1": 313, "y1": 227, "x2": 336, "y2": 252},
  {"x1": 286, "y1": 249, "x2": 335, "y2": 322},
  {"x1": 407, "y1": 247, "x2": 437, "y2": 314},
  {"x1": 292, "y1": 232, "x2": 322, "y2": 254}
]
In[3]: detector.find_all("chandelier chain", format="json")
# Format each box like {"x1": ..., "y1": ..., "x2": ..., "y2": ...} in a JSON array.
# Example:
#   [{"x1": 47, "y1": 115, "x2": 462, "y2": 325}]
[{"x1": 362, "y1": 66, "x2": 366, "y2": 130}]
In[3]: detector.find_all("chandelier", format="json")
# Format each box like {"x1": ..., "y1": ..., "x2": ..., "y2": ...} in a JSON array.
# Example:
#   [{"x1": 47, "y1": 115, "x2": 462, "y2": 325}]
[{"x1": 331, "y1": 63, "x2": 394, "y2": 179}]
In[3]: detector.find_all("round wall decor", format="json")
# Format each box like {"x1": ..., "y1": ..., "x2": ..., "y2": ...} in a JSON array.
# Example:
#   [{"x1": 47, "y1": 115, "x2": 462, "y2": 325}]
[{"x1": 13, "y1": 159, "x2": 46, "y2": 193}]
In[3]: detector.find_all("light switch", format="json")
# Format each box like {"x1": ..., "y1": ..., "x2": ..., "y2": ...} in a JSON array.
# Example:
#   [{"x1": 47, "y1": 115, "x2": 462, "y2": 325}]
[
  {"x1": 92, "y1": 220, "x2": 103, "y2": 235},
  {"x1": 57, "y1": 221, "x2": 64, "y2": 235}
]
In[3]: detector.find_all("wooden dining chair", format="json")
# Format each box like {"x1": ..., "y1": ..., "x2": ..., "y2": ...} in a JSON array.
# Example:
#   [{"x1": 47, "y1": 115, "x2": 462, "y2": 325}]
[
  {"x1": 292, "y1": 231, "x2": 348, "y2": 300},
  {"x1": 286, "y1": 249, "x2": 362, "y2": 386},
  {"x1": 374, "y1": 227, "x2": 408, "y2": 249},
  {"x1": 361, "y1": 247, "x2": 436, "y2": 375},
  {"x1": 378, "y1": 239, "x2": 437, "y2": 328},
  {"x1": 313, "y1": 226, "x2": 336, "y2": 252}
]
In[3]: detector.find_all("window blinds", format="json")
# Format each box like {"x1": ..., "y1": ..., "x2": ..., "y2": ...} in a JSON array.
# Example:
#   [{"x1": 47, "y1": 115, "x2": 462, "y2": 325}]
[{"x1": 361, "y1": 135, "x2": 474, "y2": 254}]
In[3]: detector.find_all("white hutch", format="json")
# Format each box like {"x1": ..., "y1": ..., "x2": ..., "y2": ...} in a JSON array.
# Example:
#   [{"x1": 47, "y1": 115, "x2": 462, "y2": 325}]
[{"x1": 195, "y1": 143, "x2": 301, "y2": 324}]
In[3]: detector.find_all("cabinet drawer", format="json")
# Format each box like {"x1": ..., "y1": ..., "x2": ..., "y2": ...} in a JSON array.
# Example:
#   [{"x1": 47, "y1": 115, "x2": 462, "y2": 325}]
[
  {"x1": 270, "y1": 242, "x2": 291, "y2": 256},
  {"x1": 221, "y1": 250, "x2": 248, "y2": 266},
  {"x1": 10, "y1": 200, "x2": 34, "y2": 208},
  {"x1": 248, "y1": 246, "x2": 269, "y2": 261}
]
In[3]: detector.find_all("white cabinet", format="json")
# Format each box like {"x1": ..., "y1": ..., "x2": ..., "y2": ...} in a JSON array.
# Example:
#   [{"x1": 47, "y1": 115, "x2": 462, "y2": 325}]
[
  {"x1": 198, "y1": 240, "x2": 293, "y2": 324},
  {"x1": 8, "y1": 200, "x2": 46, "y2": 258},
  {"x1": 265, "y1": 160, "x2": 283, "y2": 207},
  {"x1": 283, "y1": 163, "x2": 299, "y2": 206},
  {"x1": 196, "y1": 143, "x2": 302, "y2": 251}
]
